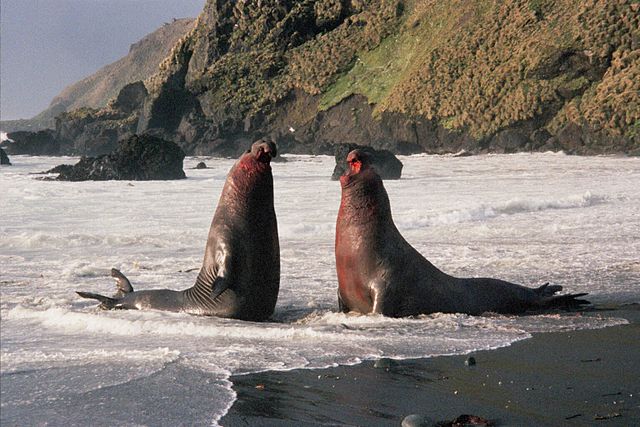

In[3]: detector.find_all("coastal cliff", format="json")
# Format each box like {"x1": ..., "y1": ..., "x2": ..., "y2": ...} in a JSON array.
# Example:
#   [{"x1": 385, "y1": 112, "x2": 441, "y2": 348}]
[{"x1": 8, "y1": 1, "x2": 640, "y2": 156}]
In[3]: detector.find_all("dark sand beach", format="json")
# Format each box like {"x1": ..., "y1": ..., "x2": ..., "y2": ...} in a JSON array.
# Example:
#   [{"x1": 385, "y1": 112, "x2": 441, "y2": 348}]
[{"x1": 221, "y1": 306, "x2": 640, "y2": 426}]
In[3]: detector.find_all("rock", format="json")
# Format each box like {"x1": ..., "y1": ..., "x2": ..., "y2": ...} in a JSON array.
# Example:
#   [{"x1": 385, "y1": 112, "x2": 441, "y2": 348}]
[
  {"x1": 465, "y1": 356, "x2": 476, "y2": 366},
  {"x1": 491, "y1": 129, "x2": 530, "y2": 154},
  {"x1": 194, "y1": 161, "x2": 208, "y2": 169},
  {"x1": 555, "y1": 122, "x2": 586, "y2": 153},
  {"x1": 54, "y1": 108, "x2": 137, "y2": 156},
  {"x1": 331, "y1": 143, "x2": 403, "y2": 180},
  {"x1": 530, "y1": 128, "x2": 552, "y2": 150},
  {"x1": 108, "y1": 81, "x2": 148, "y2": 114},
  {"x1": 0, "y1": 147, "x2": 11, "y2": 165},
  {"x1": 402, "y1": 414, "x2": 434, "y2": 427},
  {"x1": 49, "y1": 134, "x2": 186, "y2": 181},
  {"x1": 1, "y1": 130, "x2": 59, "y2": 155},
  {"x1": 45, "y1": 164, "x2": 74, "y2": 175}
]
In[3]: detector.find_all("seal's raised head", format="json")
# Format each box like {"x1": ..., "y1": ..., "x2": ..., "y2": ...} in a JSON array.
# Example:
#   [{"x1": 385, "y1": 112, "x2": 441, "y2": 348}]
[
  {"x1": 234, "y1": 139, "x2": 278, "y2": 190},
  {"x1": 340, "y1": 149, "x2": 375, "y2": 187},
  {"x1": 250, "y1": 139, "x2": 277, "y2": 164}
]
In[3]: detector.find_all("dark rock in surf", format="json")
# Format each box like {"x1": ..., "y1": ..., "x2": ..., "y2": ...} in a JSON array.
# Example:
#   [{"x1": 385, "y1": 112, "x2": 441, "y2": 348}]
[
  {"x1": 331, "y1": 144, "x2": 402, "y2": 180},
  {"x1": 0, "y1": 147, "x2": 11, "y2": 165},
  {"x1": 48, "y1": 134, "x2": 186, "y2": 181},
  {"x1": 1, "y1": 130, "x2": 60, "y2": 155},
  {"x1": 46, "y1": 164, "x2": 74, "y2": 175},
  {"x1": 194, "y1": 161, "x2": 208, "y2": 169}
]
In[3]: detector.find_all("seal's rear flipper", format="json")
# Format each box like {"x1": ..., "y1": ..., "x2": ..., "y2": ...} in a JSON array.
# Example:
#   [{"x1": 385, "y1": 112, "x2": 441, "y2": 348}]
[
  {"x1": 535, "y1": 282, "x2": 563, "y2": 296},
  {"x1": 541, "y1": 292, "x2": 590, "y2": 310},
  {"x1": 76, "y1": 291, "x2": 119, "y2": 309},
  {"x1": 111, "y1": 268, "x2": 133, "y2": 297}
]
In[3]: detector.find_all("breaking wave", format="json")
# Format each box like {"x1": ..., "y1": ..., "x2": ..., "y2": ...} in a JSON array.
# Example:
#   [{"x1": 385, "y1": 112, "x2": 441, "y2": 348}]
[{"x1": 398, "y1": 191, "x2": 607, "y2": 229}]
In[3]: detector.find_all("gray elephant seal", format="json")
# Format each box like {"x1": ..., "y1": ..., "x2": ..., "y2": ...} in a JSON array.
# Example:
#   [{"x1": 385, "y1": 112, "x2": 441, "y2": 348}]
[
  {"x1": 335, "y1": 149, "x2": 589, "y2": 317},
  {"x1": 77, "y1": 139, "x2": 280, "y2": 321}
]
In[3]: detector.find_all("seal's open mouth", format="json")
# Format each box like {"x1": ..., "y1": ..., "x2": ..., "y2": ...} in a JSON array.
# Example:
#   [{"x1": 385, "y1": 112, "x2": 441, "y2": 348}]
[
  {"x1": 347, "y1": 158, "x2": 362, "y2": 175},
  {"x1": 254, "y1": 141, "x2": 277, "y2": 163},
  {"x1": 257, "y1": 149, "x2": 273, "y2": 163}
]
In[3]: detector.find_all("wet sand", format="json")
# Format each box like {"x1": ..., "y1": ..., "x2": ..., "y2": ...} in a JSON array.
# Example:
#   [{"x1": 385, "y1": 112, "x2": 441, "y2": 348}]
[{"x1": 221, "y1": 306, "x2": 640, "y2": 426}]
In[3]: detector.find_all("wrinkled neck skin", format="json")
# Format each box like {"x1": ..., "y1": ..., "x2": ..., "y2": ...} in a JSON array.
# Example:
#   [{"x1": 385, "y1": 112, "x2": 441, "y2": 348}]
[
  {"x1": 338, "y1": 169, "x2": 393, "y2": 230},
  {"x1": 220, "y1": 153, "x2": 274, "y2": 217}
]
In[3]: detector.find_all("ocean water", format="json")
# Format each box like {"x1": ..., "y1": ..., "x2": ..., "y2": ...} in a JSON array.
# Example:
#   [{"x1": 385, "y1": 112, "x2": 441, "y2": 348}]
[{"x1": 1, "y1": 153, "x2": 638, "y2": 425}]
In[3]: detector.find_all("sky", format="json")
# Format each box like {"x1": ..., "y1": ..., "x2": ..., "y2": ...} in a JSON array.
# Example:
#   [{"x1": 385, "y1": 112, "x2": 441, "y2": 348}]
[{"x1": 0, "y1": 0, "x2": 206, "y2": 121}]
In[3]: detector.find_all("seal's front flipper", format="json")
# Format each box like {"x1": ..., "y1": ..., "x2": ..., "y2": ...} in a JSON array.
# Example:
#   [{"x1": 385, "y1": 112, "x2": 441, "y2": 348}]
[
  {"x1": 211, "y1": 276, "x2": 229, "y2": 301},
  {"x1": 111, "y1": 268, "x2": 133, "y2": 297},
  {"x1": 76, "y1": 291, "x2": 119, "y2": 309}
]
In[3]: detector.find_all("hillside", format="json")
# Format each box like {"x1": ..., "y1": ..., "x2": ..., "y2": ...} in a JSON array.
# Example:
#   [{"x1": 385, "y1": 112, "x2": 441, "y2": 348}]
[
  {"x1": 46, "y1": 0, "x2": 640, "y2": 155},
  {"x1": 0, "y1": 18, "x2": 195, "y2": 133}
]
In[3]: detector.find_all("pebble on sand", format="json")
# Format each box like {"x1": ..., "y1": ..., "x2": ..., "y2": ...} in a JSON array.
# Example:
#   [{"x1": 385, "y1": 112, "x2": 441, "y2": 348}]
[{"x1": 402, "y1": 414, "x2": 434, "y2": 427}]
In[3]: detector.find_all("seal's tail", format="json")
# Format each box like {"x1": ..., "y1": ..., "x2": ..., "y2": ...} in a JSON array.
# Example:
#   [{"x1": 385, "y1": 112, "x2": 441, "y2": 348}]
[
  {"x1": 534, "y1": 283, "x2": 590, "y2": 309},
  {"x1": 76, "y1": 291, "x2": 119, "y2": 309},
  {"x1": 76, "y1": 268, "x2": 132, "y2": 309}
]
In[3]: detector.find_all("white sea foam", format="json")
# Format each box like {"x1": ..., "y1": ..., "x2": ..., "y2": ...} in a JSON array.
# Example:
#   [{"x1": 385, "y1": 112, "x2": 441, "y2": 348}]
[
  {"x1": 1, "y1": 153, "x2": 638, "y2": 425},
  {"x1": 396, "y1": 191, "x2": 608, "y2": 229}
]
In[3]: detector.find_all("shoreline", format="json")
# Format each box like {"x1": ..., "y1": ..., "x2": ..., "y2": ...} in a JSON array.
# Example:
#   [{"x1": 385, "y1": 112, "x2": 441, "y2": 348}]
[{"x1": 221, "y1": 306, "x2": 640, "y2": 426}]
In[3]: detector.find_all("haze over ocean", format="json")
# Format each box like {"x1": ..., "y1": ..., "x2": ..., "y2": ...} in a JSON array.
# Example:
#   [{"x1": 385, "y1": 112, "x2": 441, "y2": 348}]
[{"x1": 0, "y1": 0, "x2": 205, "y2": 121}]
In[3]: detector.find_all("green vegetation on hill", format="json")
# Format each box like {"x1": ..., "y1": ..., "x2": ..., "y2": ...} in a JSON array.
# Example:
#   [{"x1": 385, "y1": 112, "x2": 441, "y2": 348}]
[
  {"x1": 322, "y1": 0, "x2": 638, "y2": 142},
  {"x1": 143, "y1": 0, "x2": 637, "y2": 151},
  {"x1": 48, "y1": 0, "x2": 639, "y2": 155}
]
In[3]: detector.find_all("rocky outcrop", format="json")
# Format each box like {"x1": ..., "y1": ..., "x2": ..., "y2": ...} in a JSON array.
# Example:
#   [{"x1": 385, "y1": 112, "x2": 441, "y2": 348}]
[
  {"x1": 108, "y1": 81, "x2": 148, "y2": 115},
  {"x1": 53, "y1": 81, "x2": 149, "y2": 156},
  {"x1": 1, "y1": 130, "x2": 59, "y2": 155},
  {"x1": 331, "y1": 143, "x2": 403, "y2": 180},
  {"x1": 16, "y1": 1, "x2": 640, "y2": 156},
  {"x1": 48, "y1": 134, "x2": 186, "y2": 181},
  {"x1": 194, "y1": 161, "x2": 208, "y2": 169},
  {"x1": 0, "y1": 148, "x2": 11, "y2": 165}
]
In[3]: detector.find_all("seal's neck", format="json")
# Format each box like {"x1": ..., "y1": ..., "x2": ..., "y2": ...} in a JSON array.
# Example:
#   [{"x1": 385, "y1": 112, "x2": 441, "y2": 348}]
[
  {"x1": 224, "y1": 154, "x2": 273, "y2": 209},
  {"x1": 338, "y1": 171, "x2": 392, "y2": 227}
]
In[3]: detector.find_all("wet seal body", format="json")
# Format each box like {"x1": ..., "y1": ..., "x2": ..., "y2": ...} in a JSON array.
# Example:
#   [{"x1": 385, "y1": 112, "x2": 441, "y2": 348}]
[
  {"x1": 335, "y1": 149, "x2": 589, "y2": 317},
  {"x1": 78, "y1": 139, "x2": 280, "y2": 321}
]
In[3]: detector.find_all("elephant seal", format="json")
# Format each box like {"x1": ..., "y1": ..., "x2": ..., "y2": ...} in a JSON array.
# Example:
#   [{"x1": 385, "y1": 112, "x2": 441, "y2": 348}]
[
  {"x1": 77, "y1": 139, "x2": 280, "y2": 321},
  {"x1": 335, "y1": 149, "x2": 589, "y2": 317}
]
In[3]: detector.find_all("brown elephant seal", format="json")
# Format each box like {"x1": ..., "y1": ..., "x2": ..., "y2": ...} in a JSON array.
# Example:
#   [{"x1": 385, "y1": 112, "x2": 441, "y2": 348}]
[
  {"x1": 77, "y1": 139, "x2": 280, "y2": 321},
  {"x1": 335, "y1": 149, "x2": 589, "y2": 317}
]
